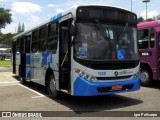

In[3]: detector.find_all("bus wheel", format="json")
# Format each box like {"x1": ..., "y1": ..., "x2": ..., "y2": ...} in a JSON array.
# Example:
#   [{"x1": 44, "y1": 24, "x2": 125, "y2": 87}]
[
  {"x1": 47, "y1": 74, "x2": 59, "y2": 99},
  {"x1": 140, "y1": 68, "x2": 152, "y2": 86},
  {"x1": 20, "y1": 77, "x2": 26, "y2": 84},
  {"x1": 19, "y1": 67, "x2": 26, "y2": 84}
]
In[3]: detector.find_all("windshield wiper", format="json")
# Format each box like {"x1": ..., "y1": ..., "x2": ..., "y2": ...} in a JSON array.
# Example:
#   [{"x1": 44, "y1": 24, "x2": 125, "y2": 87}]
[
  {"x1": 117, "y1": 23, "x2": 128, "y2": 41},
  {"x1": 94, "y1": 20, "x2": 110, "y2": 40},
  {"x1": 90, "y1": 56, "x2": 105, "y2": 59}
]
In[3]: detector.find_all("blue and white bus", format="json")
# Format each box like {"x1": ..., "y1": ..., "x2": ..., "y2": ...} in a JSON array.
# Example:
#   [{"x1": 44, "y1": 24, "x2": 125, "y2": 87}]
[{"x1": 12, "y1": 5, "x2": 140, "y2": 98}]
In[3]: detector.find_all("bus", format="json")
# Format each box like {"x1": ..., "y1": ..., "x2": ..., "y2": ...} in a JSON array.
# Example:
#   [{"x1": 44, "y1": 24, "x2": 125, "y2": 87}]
[
  {"x1": 12, "y1": 5, "x2": 140, "y2": 98},
  {"x1": 0, "y1": 48, "x2": 11, "y2": 60},
  {"x1": 138, "y1": 20, "x2": 160, "y2": 86}
]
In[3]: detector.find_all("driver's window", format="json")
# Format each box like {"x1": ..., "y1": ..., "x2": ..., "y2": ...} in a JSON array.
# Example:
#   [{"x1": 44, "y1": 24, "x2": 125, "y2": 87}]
[{"x1": 150, "y1": 28, "x2": 155, "y2": 48}]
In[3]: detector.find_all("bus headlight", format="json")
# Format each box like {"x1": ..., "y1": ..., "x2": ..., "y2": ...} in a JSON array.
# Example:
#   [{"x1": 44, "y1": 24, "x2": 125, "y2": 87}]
[
  {"x1": 75, "y1": 69, "x2": 97, "y2": 82},
  {"x1": 132, "y1": 72, "x2": 139, "y2": 79}
]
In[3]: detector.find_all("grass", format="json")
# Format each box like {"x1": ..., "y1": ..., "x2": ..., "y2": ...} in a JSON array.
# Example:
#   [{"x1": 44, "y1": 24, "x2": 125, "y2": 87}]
[{"x1": 0, "y1": 60, "x2": 11, "y2": 66}]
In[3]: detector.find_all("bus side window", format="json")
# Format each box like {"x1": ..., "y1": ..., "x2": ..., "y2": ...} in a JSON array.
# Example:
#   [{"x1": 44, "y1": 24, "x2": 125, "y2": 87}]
[
  {"x1": 39, "y1": 25, "x2": 47, "y2": 51},
  {"x1": 150, "y1": 28, "x2": 155, "y2": 48},
  {"x1": 48, "y1": 22, "x2": 58, "y2": 52},
  {"x1": 32, "y1": 30, "x2": 39, "y2": 53},
  {"x1": 17, "y1": 38, "x2": 21, "y2": 53},
  {"x1": 138, "y1": 29, "x2": 149, "y2": 49}
]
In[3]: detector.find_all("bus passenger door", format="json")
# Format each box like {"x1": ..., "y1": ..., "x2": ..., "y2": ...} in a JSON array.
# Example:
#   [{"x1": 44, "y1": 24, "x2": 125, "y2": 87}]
[
  {"x1": 158, "y1": 32, "x2": 160, "y2": 79},
  {"x1": 20, "y1": 36, "x2": 31, "y2": 80},
  {"x1": 59, "y1": 19, "x2": 71, "y2": 92},
  {"x1": 12, "y1": 40, "x2": 16, "y2": 74},
  {"x1": 20, "y1": 37, "x2": 26, "y2": 80},
  {"x1": 25, "y1": 36, "x2": 31, "y2": 79}
]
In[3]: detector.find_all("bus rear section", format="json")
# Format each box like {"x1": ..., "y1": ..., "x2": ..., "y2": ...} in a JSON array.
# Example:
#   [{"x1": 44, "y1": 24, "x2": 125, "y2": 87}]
[{"x1": 138, "y1": 20, "x2": 160, "y2": 86}]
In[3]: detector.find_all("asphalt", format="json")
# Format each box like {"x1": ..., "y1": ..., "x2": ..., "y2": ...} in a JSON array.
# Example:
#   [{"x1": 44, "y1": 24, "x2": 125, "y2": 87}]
[{"x1": 0, "y1": 72, "x2": 19, "y2": 85}]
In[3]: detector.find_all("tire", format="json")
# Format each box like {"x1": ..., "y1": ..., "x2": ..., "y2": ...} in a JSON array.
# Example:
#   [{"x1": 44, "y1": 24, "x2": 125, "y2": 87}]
[
  {"x1": 140, "y1": 67, "x2": 152, "y2": 87},
  {"x1": 47, "y1": 73, "x2": 60, "y2": 99},
  {"x1": 20, "y1": 77, "x2": 26, "y2": 84},
  {"x1": 19, "y1": 67, "x2": 26, "y2": 84}
]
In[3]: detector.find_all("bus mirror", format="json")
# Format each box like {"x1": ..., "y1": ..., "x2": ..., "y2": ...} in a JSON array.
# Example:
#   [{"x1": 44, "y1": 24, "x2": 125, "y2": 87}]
[{"x1": 70, "y1": 20, "x2": 76, "y2": 36}]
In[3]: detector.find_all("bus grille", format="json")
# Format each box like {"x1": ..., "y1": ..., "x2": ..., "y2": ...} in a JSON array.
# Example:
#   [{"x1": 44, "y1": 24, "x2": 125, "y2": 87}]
[
  {"x1": 90, "y1": 62, "x2": 138, "y2": 70},
  {"x1": 96, "y1": 75, "x2": 132, "y2": 81}
]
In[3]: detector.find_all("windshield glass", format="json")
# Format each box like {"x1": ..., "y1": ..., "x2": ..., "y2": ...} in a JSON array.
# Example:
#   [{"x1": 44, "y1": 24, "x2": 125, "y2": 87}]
[{"x1": 74, "y1": 23, "x2": 138, "y2": 61}]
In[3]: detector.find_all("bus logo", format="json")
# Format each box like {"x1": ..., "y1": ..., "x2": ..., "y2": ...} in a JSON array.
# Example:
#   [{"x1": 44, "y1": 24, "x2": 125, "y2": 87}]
[{"x1": 114, "y1": 71, "x2": 118, "y2": 77}]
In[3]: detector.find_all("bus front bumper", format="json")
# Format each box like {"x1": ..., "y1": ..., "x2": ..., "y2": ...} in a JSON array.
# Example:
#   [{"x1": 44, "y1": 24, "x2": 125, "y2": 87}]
[{"x1": 73, "y1": 75, "x2": 140, "y2": 96}]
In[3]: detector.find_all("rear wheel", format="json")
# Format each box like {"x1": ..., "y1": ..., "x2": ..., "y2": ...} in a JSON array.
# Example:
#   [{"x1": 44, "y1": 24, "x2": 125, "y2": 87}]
[
  {"x1": 140, "y1": 67, "x2": 152, "y2": 87},
  {"x1": 47, "y1": 73, "x2": 60, "y2": 99},
  {"x1": 19, "y1": 67, "x2": 26, "y2": 84}
]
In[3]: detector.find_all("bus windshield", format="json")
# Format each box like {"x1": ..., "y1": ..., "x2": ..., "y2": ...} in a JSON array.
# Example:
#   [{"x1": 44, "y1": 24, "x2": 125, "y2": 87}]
[{"x1": 74, "y1": 23, "x2": 138, "y2": 61}]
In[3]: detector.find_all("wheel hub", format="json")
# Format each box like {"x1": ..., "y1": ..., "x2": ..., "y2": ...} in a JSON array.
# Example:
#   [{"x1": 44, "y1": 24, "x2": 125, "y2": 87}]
[
  {"x1": 141, "y1": 71, "x2": 149, "y2": 83},
  {"x1": 49, "y1": 78, "x2": 56, "y2": 93}
]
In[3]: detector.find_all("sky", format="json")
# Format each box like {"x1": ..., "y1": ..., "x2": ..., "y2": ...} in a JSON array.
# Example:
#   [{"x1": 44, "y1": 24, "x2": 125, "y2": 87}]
[{"x1": 0, "y1": 0, "x2": 160, "y2": 34}]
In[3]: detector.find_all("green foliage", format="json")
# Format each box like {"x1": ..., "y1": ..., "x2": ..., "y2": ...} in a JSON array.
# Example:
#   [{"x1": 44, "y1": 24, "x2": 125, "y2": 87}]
[
  {"x1": 0, "y1": 33, "x2": 18, "y2": 47},
  {"x1": 0, "y1": 60, "x2": 11, "y2": 66},
  {"x1": 0, "y1": 7, "x2": 12, "y2": 29},
  {"x1": 146, "y1": 18, "x2": 154, "y2": 21},
  {"x1": 157, "y1": 14, "x2": 160, "y2": 20},
  {"x1": 138, "y1": 17, "x2": 144, "y2": 23}
]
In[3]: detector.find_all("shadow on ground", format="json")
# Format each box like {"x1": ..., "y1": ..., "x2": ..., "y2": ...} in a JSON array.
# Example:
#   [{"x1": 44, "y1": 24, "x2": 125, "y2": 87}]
[{"x1": 12, "y1": 74, "x2": 143, "y2": 113}]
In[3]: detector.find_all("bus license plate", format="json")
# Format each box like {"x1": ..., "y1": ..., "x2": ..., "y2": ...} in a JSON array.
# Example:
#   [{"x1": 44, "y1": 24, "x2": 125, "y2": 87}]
[{"x1": 111, "y1": 85, "x2": 123, "y2": 90}]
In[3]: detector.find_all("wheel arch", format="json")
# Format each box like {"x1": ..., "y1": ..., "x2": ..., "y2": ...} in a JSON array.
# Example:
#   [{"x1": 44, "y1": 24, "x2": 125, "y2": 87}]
[
  {"x1": 140, "y1": 62, "x2": 153, "y2": 79},
  {"x1": 45, "y1": 68, "x2": 54, "y2": 87}
]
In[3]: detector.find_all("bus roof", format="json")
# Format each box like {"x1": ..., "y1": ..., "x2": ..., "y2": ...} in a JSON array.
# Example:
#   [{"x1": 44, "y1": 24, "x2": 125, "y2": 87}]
[
  {"x1": 13, "y1": 4, "x2": 133, "y2": 40},
  {"x1": 137, "y1": 20, "x2": 160, "y2": 29}
]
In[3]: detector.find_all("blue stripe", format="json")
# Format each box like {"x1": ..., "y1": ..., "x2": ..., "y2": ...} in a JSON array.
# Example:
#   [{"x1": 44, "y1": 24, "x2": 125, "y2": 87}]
[
  {"x1": 74, "y1": 75, "x2": 140, "y2": 96},
  {"x1": 26, "y1": 54, "x2": 30, "y2": 64},
  {"x1": 50, "y1": 12, "x2": 62, "y2": 21}
]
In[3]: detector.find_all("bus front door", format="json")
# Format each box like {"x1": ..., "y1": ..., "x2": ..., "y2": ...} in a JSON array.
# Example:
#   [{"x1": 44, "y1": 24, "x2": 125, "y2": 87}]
[{"x1": 59, "y1": 19, "x2": 71, "y2": 92}]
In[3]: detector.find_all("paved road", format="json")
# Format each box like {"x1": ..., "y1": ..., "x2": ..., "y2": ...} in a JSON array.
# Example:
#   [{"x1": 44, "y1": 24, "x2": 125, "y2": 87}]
[{"x1": 0, "y1": 72, "x2": 160, "y2": 120}]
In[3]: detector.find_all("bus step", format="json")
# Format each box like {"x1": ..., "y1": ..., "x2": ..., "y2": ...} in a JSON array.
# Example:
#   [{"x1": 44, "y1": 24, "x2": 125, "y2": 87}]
[
  {"x1": 59, "y1": 89, "x2": 70, "y2": 94},
  {"x1": 26, "y1": 79, "x2": 31, "y2": 82}
]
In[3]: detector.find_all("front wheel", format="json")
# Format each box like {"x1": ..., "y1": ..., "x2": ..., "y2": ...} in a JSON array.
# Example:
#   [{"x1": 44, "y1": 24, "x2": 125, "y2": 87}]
[
  {"x1": 47, "y1": 74, "x2": 60, "y2": 99},
  {"x1": 140, "y1": 68, "x2": 152, "y2": 87}
]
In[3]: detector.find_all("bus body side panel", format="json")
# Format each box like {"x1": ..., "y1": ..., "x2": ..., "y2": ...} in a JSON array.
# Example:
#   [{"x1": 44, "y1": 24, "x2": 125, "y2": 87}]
[
  {"x1": 140, "y1": 49, "x2": 157, "y2": 80},
  {"x1": 156, "y1": 26, "x2": 160, "y2": 80},
  {"x1": 30, "y1": 51, "x2": 59, "y2": 87},
  {"x1": 15, "y1": 52, "x2": 20, "y2": 76},
  {"x1": 30, "y1": 53, "x2": 43, "y2": 85}
]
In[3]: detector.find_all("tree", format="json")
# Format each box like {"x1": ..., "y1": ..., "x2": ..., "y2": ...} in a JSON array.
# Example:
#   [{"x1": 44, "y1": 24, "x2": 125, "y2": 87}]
[
  {"x1": 22, "y1": 23, "x2": 25, "y2": 32},
  {"x1": 146, "y1": 18, "x2": 154, "y2": 21},
  {"x1": 157, "y1": 14, "x2": 160, "y2": 20},
  {"x1": 138, "y1": 17, "x2": 144, "y2": 23},
  {"x1": 0, "y1": 7, "x2": 12, "y2": 29},
  {"x1": 0, "y1": 32, "x2": 18, "y2": 47},
  {"x1": 17, "y1": 22, "x2": 21, "y2": 33}
]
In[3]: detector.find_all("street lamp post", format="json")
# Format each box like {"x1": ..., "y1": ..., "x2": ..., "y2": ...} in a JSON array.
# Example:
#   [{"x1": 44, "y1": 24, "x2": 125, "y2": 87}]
[
  {"x1": 131, "y1": 0, "x2": 132, "y2": 11},
  {"x1": 142, "y1": 0, "x2": 150, "y2": 20}
]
